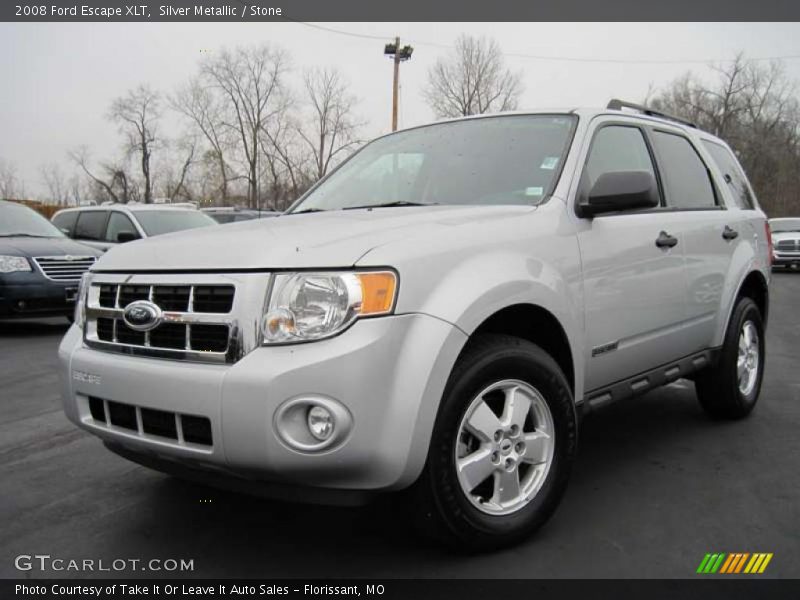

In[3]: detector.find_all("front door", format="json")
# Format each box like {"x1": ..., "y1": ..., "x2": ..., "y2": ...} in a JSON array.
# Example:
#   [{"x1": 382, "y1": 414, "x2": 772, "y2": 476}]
[{"x1": 575, "y1": 121, "x2": 692, "y2": 391}]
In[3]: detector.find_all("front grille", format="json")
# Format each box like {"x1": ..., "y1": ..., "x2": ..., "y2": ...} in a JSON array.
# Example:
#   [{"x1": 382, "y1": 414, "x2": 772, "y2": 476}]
[
  {"x1": 776, "y1": 239, "x2": 800, "y2": 251},
  {"x1": 87, "y1": 396, "x2": 213, "y2": 447},
  {"x1": 97, "y1": 283, "x2": 234, "y2": 313},
  {"x1": 34, "y1": 256, "x2": 96, "y2": 282},
  {"x1": 85, "y1": 282, "x2": 237, "y2": 362}
]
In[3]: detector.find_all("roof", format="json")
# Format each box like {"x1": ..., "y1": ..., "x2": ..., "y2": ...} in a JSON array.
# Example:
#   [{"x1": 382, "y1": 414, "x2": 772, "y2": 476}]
[
  {"x1": 55, "y1": 203, "x2": 198, "y2": 213},
  {"x1": 390, "y1": 104, "x2": 723, "y2": 145}
]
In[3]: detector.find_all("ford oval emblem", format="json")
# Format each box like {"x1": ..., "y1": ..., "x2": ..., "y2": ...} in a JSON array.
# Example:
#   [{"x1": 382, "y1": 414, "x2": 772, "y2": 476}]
[{"x1": 122, "y1": 300, "x2": 162, "y2": 332}]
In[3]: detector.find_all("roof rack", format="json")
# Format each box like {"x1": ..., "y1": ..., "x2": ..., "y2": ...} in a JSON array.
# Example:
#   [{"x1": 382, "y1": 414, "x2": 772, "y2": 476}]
[{"x1": 606, "y1": 99, "x2": 697, "y2": 129}]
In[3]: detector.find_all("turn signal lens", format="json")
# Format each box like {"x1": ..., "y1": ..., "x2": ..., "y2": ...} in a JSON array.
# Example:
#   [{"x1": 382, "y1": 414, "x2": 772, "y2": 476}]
[{"x1": 355, "y1": 271, "x2": 396, "y2": 315}]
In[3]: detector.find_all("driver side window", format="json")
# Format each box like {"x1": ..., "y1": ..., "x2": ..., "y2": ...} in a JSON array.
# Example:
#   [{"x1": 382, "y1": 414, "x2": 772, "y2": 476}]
[
  {"x1": 105, "y1": 212, "x2": 139, "y2": 243},
  {"x1": 585, "y1": 125, "x2": 657, "y2": 191}
]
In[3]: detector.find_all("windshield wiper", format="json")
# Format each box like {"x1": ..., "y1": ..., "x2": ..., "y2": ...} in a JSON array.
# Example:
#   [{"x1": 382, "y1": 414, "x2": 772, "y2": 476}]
[
  {"x1": 290, "y1": 208, "x2": 326, "y2": 215},
  {"x1": 342, "y1": 201, "x2": 438, "y2": 210}
]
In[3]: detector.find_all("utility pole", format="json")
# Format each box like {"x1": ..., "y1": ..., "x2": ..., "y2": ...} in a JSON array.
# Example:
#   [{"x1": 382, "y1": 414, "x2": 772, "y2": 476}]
[{"x1": 384, "y1": 38, "x2": 413, "y2": 132}]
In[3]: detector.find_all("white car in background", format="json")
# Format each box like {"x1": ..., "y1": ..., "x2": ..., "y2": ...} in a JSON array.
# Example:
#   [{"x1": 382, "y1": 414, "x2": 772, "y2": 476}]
[
  {"x1": 52, "y1": 203, "x2": 218, "y2": 252},
  {"x1": 769, "y1": 217, "x2": 800, "y2": 270}
]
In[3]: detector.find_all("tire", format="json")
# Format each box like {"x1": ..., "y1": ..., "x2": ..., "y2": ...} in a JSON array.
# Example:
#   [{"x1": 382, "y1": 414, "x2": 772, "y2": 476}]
[
  {"x1": 695, "y1": 297, "x2": 765, "y2": 419},
  {"x1": 413, "y1": 334, "x2": 577, "y2": 551}
]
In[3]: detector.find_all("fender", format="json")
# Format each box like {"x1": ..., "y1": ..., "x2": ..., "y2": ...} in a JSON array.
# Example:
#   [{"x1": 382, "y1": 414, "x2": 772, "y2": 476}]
[{"x1": 713, "y1": 243, "x2": 770, "y2": 347}]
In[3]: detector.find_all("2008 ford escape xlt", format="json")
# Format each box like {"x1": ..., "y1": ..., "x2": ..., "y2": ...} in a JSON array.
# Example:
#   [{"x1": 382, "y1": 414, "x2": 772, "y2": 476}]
[{"x1": 59, "y1": 101, "x2": 770, "y2": 550}]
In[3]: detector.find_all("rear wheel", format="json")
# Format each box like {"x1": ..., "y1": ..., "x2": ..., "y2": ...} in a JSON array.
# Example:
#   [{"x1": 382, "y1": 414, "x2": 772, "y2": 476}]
[
  {"x1": 414, "y1": 334, "x2": 577, "y2": 551},
  {"x1": 695, "y1": 297, "x2": 765, "y2": 419}
]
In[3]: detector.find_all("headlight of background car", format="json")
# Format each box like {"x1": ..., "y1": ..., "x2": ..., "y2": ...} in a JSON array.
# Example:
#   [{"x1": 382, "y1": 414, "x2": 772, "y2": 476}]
[
  {"x1": 74, "y1": 272, "x2": 92, "y2": 328},
  {"x1": 0, "y1": 255, "x2": 32, "y2": 273},
  {"x1": 262, "y1": 271, "x2": 397, "y2": 344}
]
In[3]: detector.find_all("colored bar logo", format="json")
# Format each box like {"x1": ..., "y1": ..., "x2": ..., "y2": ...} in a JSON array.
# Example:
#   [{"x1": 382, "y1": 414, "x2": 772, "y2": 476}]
[{"x1": 697, "y1": 553, "x2": 773, "y2": 574}]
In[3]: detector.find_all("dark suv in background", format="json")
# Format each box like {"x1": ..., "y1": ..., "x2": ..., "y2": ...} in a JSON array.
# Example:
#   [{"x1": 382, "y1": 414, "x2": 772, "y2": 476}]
[{"x1": 0, "y1": 200, "x2": 100, "y2": 321}]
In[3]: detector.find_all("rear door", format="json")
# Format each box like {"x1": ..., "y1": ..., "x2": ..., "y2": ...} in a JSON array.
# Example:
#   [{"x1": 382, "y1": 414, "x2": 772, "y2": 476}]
[
  {"x1": 647, "y1": 127, "x2": 736, "y2": 353},
  {"x1": 73, "y1": 210, "x2": 113, "y2": 252},
  {"x1": 574, "y1": 118, "x2": 692, "y2": 391}
]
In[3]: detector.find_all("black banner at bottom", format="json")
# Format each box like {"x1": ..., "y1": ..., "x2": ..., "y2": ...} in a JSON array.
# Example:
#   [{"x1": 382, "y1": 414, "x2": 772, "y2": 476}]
[{"x1": 4, "y1": 579, "x2": 800, "y2": 600}]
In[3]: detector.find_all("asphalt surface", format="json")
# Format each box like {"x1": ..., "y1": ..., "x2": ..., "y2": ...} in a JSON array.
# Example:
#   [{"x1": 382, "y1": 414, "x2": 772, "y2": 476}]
[{"x1": 1, "y1": 272, "x2": 799, "y2": 580}]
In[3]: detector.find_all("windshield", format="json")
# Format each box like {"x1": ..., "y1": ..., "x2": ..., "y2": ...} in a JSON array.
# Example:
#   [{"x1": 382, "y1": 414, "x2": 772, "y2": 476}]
[
  {"x1": 291, "y1": 115, "x2": 576, "y2": 213},
  {"x1": 134, "y1": 210, "x2": 217, "y2": 236},
  {"x1": 0, "y1": 202, "x2": 65, "y2": 237},
  {"x1": 770, "y1": 218, "x2": 800, "y2": 233}
]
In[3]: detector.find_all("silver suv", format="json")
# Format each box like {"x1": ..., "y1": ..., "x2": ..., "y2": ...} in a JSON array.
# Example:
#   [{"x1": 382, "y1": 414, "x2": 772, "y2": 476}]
[{"x1": 59, "y1": 101, "x2": 770, "y2": 550}]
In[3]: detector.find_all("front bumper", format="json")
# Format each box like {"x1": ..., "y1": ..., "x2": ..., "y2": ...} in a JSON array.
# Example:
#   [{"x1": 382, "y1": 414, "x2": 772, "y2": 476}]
[
  {"x1": 773, "y1": 252, "x2": 800, "y2": 267},
  {"x1": 0, "y1": 273, "x2": 79, "y2": 318},
  {"x1": 59, "y1": 313, "x2": 466, "y2": 494}
]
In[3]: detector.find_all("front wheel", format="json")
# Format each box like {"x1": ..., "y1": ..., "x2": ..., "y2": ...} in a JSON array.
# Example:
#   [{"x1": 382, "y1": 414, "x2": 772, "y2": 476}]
[
  {"x1": 695, "y1": 297, "x2": 765, "y2": 419},
  {"x1": 413, "y1": 334, "x2": 577, "y2": 551}
]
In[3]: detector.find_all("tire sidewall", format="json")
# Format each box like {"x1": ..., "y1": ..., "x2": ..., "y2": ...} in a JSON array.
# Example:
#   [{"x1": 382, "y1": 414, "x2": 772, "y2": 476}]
[
  {"x1": 728, "y1": 299, "x2": 765, "y2": 410},
  {"x1": 426, "y1": 337, "x2": 577, "y2": 547}
]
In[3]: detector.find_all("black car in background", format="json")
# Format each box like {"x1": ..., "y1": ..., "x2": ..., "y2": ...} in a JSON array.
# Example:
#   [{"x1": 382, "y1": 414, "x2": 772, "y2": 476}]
[{"x1": 0, "y1": 201, "x2": 100, "y2": 321}]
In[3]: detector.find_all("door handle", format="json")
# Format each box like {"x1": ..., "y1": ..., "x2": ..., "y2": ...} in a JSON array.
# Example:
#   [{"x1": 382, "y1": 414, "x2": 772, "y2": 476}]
[
  {"x1": 655, "y1": 231, "x2": 678, "y2": 249},
  {"x1": 722, "y1": 225, "x2": 739, "y2": 240}
]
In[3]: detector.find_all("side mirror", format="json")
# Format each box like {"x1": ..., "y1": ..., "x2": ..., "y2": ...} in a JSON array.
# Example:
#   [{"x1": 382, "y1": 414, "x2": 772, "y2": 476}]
[
  {"x1": 59, "y1": 228, "x2": 71, "y2": 236},
  {"x1": 578, "y1": 170, "x2": 659, "y2": 217},
  {"x1": 116, "y1": 231, "x2": 138, "y2": 243}
]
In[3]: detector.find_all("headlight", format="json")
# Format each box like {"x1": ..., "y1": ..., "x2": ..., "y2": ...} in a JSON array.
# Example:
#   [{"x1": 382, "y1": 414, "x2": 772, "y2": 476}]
[
  {"x1": 74, "y1": 272, "x2": 92, "y2": 328},
  {"x1": 262, "y1": 270, "x2": 397, "y2": 344},
  {"x1": 0, "y1": 255, "x2": 31, "y2": 273}
]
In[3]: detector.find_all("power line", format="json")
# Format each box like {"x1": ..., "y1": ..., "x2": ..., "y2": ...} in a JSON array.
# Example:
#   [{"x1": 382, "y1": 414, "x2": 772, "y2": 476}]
[{"x1": 285, "y1": 20, "x2": 800, "y2": 65}]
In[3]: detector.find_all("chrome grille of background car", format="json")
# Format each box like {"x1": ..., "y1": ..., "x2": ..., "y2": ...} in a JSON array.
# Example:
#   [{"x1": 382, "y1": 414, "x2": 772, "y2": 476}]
[
  {"x1": 33, "y1": 256, "x2": 96, "y2": 281},
  {"x1": 775, "y1": 239, "x2": 800, "y2": 252}
]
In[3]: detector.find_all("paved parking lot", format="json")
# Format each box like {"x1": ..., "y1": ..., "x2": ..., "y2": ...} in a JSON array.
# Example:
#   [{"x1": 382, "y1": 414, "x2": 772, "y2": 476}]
[{"x1": 1, "y1": 272, "x2": 798, "y2": 579}]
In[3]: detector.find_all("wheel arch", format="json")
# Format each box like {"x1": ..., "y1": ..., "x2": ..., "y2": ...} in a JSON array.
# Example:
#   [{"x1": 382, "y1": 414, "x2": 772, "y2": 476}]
[
  {"x1": 720, "y1": 269, "x2": 770, "y2": 343},
  {"x1": 464, "y1": 303, "x2": 576, "y2": 396}
]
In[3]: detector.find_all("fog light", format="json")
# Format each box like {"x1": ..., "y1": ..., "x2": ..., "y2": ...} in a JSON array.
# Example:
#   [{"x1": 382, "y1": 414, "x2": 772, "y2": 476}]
[{"x1": 307, "y1": 406, "x2": 334, "y2": 441}]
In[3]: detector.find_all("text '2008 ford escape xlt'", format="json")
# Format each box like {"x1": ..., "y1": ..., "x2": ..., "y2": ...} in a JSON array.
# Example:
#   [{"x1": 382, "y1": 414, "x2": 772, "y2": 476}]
[{"x1": 59, "y1": 100, "x2": 770, "y2": 550}]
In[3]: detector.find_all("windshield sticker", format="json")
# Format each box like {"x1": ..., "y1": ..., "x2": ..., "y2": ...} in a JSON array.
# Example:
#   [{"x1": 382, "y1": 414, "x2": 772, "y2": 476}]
[
  {"x1": 525, "y1": 187, "x2": 544, "y2": 196},
  {"x1": 540, "y1": 156, "x2": 559, "y2": 170}
]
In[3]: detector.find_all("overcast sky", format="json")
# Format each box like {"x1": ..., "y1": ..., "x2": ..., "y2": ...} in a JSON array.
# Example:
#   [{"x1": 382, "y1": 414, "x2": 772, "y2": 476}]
[{"x1": 2, "y1": 21, "x2": 800, "y2": 196}]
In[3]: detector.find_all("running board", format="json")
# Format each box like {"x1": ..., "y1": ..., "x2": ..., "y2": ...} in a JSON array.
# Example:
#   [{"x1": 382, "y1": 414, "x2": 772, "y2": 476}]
[{"x1": 580, "y1": 348, "x2": 720, "y2": 416}]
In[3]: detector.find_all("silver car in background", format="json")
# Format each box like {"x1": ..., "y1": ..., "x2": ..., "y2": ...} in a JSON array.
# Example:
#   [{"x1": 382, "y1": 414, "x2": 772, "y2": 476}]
[
  {"x1": 769, "y1": 217, "x2": 800, "y2": 269},
  {"x1": 52, "y1": 203, "x2": 218, "y2": 252}
]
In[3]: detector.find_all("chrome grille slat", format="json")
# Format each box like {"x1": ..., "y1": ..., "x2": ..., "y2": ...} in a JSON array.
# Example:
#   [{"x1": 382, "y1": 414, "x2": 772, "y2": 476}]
[
  {"x1": 85, "y1": 281, "x2": 238, "y2": 364},
  {"x1": 33, "y1": 256, "x2": 95, "y2": 282}
]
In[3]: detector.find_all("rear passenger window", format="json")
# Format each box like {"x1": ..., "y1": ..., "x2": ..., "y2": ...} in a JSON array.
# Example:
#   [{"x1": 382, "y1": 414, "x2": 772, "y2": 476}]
[
  {"x1": 74, "y1": 211, "x2": 108, "y2": 241},
  {"x1": 652, "y1": 131, "x2": 717, "y2": 209},
  {"x1": 52, "y1": 211, "x2": 77, "y2": 236},
  {"x1": 585, "y1": 126, "x2": 657, "y2": 191},
  {"x1": 702, "y1": 141, "x2": 755, "y2": 209}
]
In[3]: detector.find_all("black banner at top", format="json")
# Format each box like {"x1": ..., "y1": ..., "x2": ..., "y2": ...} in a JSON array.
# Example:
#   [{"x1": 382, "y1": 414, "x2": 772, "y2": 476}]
[{"x1": 4, "y1": 0, "x2": 800, "y2": 22}]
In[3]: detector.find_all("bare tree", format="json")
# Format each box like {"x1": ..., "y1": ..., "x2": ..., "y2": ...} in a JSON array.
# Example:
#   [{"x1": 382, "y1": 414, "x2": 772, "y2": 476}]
[
  {"x1": 40, "y1": 162, "x2": 69, "y2": 205},
  {"x1": 158, "y1": 137, "x2": 197, "y2": 203},
  {"x1": 423, "y1": 34, "x2": 523, "y2": 118},
  {"x1": 297, "y1": 67, "x2": 362, "y2": 181},
  {"x1": 201, "y1": 44, "x2": 288, "y2": 209},
  {"x1": 649, "y1": 57, "x2": 800, "y2": 217},
  {"x1": 0, "y1": 158, "x2": 20, "y2": 199},
  {"x1": 109, "y1": 84, "x2": 161, "y2": 203},
  {"x1": 171, "y1": 78, "x2": 235, "y2": 202},
  {"x1": 68, "y1": 146, "x2": 135, "y2": 204}
]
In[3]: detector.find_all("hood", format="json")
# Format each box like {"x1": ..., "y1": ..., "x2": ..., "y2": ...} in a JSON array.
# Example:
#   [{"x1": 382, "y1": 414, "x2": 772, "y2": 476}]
[
  {"x1": 0, "y1": 236, "x2": 101, "y2": 258},
  {"x1": 93, "y1": 205, "x2": 535, "y2": 271},
  {"x1": 771, "y1": 231, "x2": 800, "y2": 242}
]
